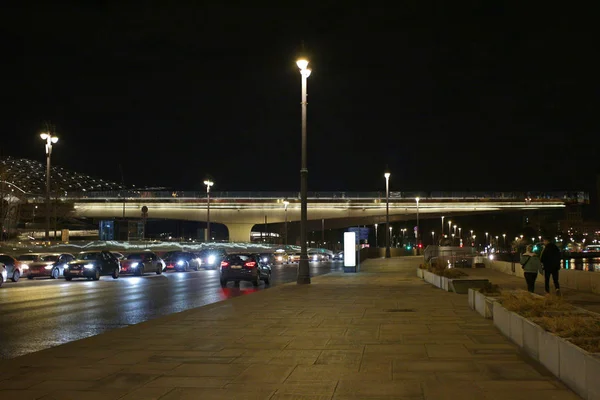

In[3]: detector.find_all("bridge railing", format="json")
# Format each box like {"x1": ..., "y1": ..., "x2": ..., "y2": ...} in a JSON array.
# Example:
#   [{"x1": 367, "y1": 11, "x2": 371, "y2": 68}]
[{"x1": 49, "y1": 190, "x2": 589, "y2": 203}]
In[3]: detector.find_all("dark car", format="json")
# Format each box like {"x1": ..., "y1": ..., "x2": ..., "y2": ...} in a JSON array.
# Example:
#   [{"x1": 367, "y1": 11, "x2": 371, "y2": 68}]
[
  {"x1": 196, "y1": 248, "x2": 228, "y2": 270},
  {"x1": 163, "y1": 251, "x2": 201, "y2": 272},
  {"x1": 0, "y1": 254, "x2": 26, "y2": 282},
  {"x1": 64, "y1": 251, "x2": 121, "y2": 281},
  {"x1": 18, "y1": 253, "x2": 75, "y2": 279},
  {"x1": 333, "y1": 251, "x2": 344, "y2": 261},
  {"x1": 120, "y1": 251, "x2": 164, "y2": 275},
  {"x1": 219, "y1": 253, "x2": 271, "y2": 287}
]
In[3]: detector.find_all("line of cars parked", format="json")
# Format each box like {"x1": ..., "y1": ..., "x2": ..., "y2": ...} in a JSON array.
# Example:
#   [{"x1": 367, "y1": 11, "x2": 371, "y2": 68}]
[{"x1": 0, "y1": 248, "x2": 275, "y2": 288}]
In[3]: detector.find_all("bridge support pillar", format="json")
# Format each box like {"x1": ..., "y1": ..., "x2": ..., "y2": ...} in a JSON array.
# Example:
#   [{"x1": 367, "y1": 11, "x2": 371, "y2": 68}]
[{"x1": 226, "y1": 223, "x2": 255, "y2": 243}]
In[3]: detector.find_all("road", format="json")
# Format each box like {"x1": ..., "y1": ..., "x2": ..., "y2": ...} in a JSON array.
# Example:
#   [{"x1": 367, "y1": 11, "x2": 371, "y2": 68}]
[{"x1": 0, "y1": 261, "x2": 343, "y2": 359}]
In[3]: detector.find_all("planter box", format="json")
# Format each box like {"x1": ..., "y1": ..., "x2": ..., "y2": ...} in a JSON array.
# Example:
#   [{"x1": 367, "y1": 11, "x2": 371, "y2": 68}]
[
  {"x1": 467, "y1": 289, "x2": 498, "y2": 319},
  {"x1": 423, "y1": 270, "x2": 434, "y2": 284},
  {"x1": 493, "y1": 302, "x2": 511, "y2": 337},
  {"x1": 440, "y1": 276, "x2": 449, "y2": 291},
  {"x1": 522, "y1": 319, "x2": 539, "y2": 359},
  {"x1": 538, "y1": 329, "x2": 561, "y2": 377},
  {"x1": 509, "y1": 312, "x2": 524, "y2": 347},
  {"x1": 559, "y1": 339, "x2": 587, "y2": 399},
  {"x1": 586, "y1": 353, "x2": 600, "y2": 400},
  {"x1": 450, "y1": 279, "x2": 489, "y2": 294},
  {"x1": 416, "y1": 268, "x2": 424, "y2": 279}
]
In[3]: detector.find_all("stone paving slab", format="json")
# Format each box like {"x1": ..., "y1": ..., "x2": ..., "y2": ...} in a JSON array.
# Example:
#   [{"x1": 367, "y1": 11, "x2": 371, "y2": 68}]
[{"x1": 0, "y1": 256, "x2": 582, "y2": 399}]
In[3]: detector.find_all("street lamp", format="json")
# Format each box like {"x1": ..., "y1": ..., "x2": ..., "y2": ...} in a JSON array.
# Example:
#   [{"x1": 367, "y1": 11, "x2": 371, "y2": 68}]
[
  {"x1": 384, "y1": 171, "x2": 391, "y2": 258},
  {"x1": 40, "y1": 132, "x2": 58, "y2": 240},
  {"x1": 297, "y1": 57, "x2": 312, "y2": 284},
  {"x1": 431, "y1": 231, "x2": 435, "y2": 244},
  {"x1": 374, "y1": 223, "x2": 378, "y2": 247},
  {"x1": 203, "y1": 179, "x2": 213, "y2": 242},
  {"x1": 441, "y1": 216, "x2": 445, "y2": 237},
  {"x1": 453, "y1": 224, "x2": 457, "y2": 236},
  {"x1": 458, "y1": 227, "x2": 462, "y2": 239},
  {"x1": 283, "y1": 200, "x2": 289, "y2": 245},
  {"x1": 415, "y1": 197, "x2": 420, "y2": 245},
  {"x1": 389, "y1": 225, "x2": 393, "y2": 247},
  {"x1": 502, "y1": 233, "x2": 506, "y2": 247},
  {"x1": 485, "y1": 232, "x2": 489, "y2": 246},
  {"x1": 448, "y1": 220, "x2": 452, "y2": 239}
]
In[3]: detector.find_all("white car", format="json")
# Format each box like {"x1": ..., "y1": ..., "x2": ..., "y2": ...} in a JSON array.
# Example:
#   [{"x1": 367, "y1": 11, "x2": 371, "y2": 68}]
[{"x1": 0, "y1": 263, "x2": 7, "y2": 287}]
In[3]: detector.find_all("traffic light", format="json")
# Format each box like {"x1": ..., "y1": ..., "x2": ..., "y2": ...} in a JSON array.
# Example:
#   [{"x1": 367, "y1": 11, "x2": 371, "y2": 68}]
[
  {"x1": 418, "y1": 244, "x2": 422, "y2": 248},
  {"x1": 406, "y1": 245, "x2": 412, "y2": 250}
]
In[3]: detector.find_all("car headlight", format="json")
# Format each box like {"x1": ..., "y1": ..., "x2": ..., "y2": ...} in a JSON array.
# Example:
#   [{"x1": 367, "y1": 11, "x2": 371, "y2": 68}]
[
  {"x1": 44, "y1": 266, "x2": 53, "y2": 270},
  {"x1": 21, "y1": 264, "x2": 29, "y2": 270},
  {"x1": 312, "y1": 255, "x2": 318, "y2": 261},
  {"x1": 207, "y1": 255, "x2": 216, "y2": 264},
  {"x1": 262, "y1": 258, "x2": 268, "y2": 263},
  {"x1": 131, "y1": 262, "x2": 139, "y2": 268},
  {"x1": 177, "y1": 260, "x2": 184, "y2": 266},
  {"x1": 84, "y1": 264, "x2": 95, "y2": 269}
]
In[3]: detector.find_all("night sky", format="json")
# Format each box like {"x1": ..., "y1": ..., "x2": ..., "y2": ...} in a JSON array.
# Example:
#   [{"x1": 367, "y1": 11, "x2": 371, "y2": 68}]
[{"x1": 2, "y1": 3, "x2": 596, "y2": 193}]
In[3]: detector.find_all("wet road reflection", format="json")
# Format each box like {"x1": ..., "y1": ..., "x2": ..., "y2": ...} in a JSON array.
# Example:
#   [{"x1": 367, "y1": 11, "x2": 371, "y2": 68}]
[{"x1": 0, "y1": 261, "x2": 343, "y2": 359}]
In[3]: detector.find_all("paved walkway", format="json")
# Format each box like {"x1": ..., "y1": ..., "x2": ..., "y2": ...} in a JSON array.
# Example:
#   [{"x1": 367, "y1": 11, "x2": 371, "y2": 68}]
[
  {"x1": 460, "y1": 267, "x2": 600, "y2": 314},
  {"x1": 0, "y1": 257, "x2": 581, "y2": 399}
]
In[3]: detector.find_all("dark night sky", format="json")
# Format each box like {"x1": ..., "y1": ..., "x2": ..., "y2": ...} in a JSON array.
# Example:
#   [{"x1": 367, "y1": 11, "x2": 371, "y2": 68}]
[{"x1": 1, "y1": 3, "x2": 597, "y2": 193}]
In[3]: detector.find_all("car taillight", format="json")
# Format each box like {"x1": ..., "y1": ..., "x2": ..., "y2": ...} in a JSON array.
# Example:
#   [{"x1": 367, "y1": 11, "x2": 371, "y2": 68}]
[
  {"x1": 244, "y1": 261, "x2": 256, "y2": 268},
  {"x1": 220, "y1": 261, "x2": 229, "y2": 267}
]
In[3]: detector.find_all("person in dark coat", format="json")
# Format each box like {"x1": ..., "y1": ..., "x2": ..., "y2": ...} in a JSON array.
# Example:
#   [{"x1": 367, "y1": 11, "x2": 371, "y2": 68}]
[{"x1": 540, "y1": 236, "x2": 561, "y2": 295}]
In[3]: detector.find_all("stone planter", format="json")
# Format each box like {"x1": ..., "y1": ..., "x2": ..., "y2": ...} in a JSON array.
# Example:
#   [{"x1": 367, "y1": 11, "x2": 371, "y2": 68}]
[
  {"x1": 449, "y1": 279, "x2": 489, "y2": 294},
  {"x1": 522, "y1": 319, "x2": 539, "y2": 359},
  {"x1": 489, "y1": 300, "x2": 600, "y2": 400},
  {"x1": 467, "y1": 289, "x2": 499, "y2": 319},
  {"x1": 416, "y1": 268, "x2": 424, "y2": 279},
  {"x1": 492, "y1": 301, "x2": 511, "y2": 337},
  {"x1": 440, "y1": 276, "x2": 449, "y2": 291}
]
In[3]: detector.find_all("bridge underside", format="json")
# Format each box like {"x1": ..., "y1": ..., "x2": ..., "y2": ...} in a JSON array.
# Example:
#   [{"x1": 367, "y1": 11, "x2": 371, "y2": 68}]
[{"x1": 70, "y1": 199, "x2": 566, "y2": 242}]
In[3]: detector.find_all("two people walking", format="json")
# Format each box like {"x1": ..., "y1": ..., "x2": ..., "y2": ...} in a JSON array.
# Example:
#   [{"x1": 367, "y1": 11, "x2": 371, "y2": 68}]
[{"x1": 520, "y1": 237, "x2": 561, "y2": 294}]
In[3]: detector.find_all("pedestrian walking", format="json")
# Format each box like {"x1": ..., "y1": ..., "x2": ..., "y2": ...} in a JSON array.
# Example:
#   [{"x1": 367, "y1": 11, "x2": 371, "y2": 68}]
[
  {"x1": 540, "y1": 236, "x2": 561, "y2": 295},
  {"x1": 520, "y1": 245, "x2": 542, "y2": 293}
]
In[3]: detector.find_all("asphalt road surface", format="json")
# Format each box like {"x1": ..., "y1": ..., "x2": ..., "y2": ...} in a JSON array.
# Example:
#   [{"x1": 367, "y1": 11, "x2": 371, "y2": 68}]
[{"x1": 0, "y1": 261, "x2": 343, "y2": 359}]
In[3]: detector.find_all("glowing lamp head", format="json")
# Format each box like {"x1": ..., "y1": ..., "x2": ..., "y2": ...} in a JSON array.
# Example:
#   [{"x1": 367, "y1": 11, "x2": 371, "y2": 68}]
[
  {"x1": 40, "y1": 133, "x2": 48, "y2": 140},
  {"x1": 51, "y1": 136, "x2": 58, "y2": 143},
  {"x1": 384, "y1": 172, "x2": 390, "y2": 179},
  {"x1": 203, "y1": 180, "x2": 214, "y2": 187},
  {"x1": 296, "y1": 59, "x2": 309, "y2": 70}
]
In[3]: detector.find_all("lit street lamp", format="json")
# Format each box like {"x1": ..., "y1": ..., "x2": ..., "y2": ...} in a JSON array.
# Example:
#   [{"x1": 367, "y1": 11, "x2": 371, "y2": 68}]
[
  {"x1": 503, "y1": 233, "x2": 506, "y2": 247},
  {"x1": 485, "y1": 232, "x2": 489, "y2": 246},
  {"x1": 441, "y1": 216, "x2": 445, "y2": 237},
  {"x1": 297, "y1": 57, "x2": 312, "y2": 284},
  {"x1": 374, "y1": 223, "x2": 378, "y2": 247},
  {"x1": 431, "y1": 231, "x2": 435, "y2": 244},
  {"x1": 384, "y1": 171, "x2": 391, "y2": 258},
  {"x1": 283, "y1": 200, "x2": 289, "y2": 245},
  {"x1": 389, "y1": 226, "x2": 393, "y2": 247},
  {"x1": 415, "y1": 197, "x2": 420, "y2": 246},
  {"x1": 40, "y1": 131, "x2": 58, "y2": 240},
  {"x1": 203, "y1": 179, "x2": 213, "y2": 242}
]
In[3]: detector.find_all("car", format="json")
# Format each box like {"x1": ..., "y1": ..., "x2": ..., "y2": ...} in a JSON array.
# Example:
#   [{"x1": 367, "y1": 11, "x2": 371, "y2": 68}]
[
  {"x1": 219, "y1": 253, "x2": 271, "y2": 287},
  {"x1": 64, "y1": 251, "x2": 121, "y2": 281},
  {"x1": 273, "y1": 250, "x2": 288, "y2": 264},
  {"x1": 0, "y1": 263, "x2": 7, "y2": 287},
  {"x1": 288, "y1": 253, "x2": 301, "y2": 263},
  {"x1": 0, "y1": 254, "x2": 26, "y2": 282},
  {"x1": 196, "y1": 248, "x2": 228, "y2": 270},
  {"x1": 333, "y1": 251, "x2": 344, "y2": 261},
  {"x1": 18, "y1": 253, "x2": 75, "y2": 279},
  {"x1": 120, "y1": 251, "x2": 164, "y2": 275},
  {"x1": 309, "y1": 252, "x2": 328, "y2": 262},
  {"x1": 258, "y1": 253, "x2": 274, "y2": 265},
  {"x1": 111, "y1": 251, "x2": 125, "y2": 261},
  {"x1": 163, "y1": 251, "x2": 201, "y2": 272}
]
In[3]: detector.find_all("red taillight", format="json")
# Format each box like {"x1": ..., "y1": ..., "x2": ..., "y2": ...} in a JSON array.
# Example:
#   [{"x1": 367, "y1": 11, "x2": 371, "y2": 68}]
[
  {"x1": 220, "y1": 261, "x2": 229, "y2": 267},
  {"x1": 244, "y1": 261, "x2": 256, "y2": 268}
]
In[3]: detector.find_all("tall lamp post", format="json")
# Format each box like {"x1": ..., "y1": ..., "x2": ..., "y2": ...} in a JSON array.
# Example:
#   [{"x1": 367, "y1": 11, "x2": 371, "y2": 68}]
[
  {"x1": 384, "y1": 171, "x2": 391, "y2": 258},
  {"x1": 297, "y1": 57, "x2": 312, "y2": 284},
  {"x1": 415, "y1": 197, "x2": 420, "y2": 246},
  {"x1": 283, "y1": 200, "x2": 289, "y2": 245},
  {"x1": 203, "y1": 179, "x2": 213, "y2": 242},
  {"x1": 448, "y1": 220, "x2": 452, "y2": 242},
  {"x1": 441, "y1": 216, "x2": 445, "y2": 237},
  {"x1": 374, "y1": 223, "x2": 378, "y2": 247},
  {"x1": 40, "y1": 132, "x2": 58, "y2": 240},
  {"x1": 431, "y1": 231, "x2": 435, "y2": 244}
]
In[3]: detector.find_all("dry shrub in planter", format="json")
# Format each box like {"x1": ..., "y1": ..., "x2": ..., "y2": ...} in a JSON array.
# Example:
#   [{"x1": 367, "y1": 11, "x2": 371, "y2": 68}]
[
  {"x1": 479, "y1": 282, "x2": 501, "y2": 295},
  {"x1": 418, "y1": 263, "x2": 429, "y2": 270},
  {"x1": 500, "y1": 291, "x2": 600, "y2": 353},
  {"x1": 440, "y1": 268, "x2": 467, "y2": 279}
]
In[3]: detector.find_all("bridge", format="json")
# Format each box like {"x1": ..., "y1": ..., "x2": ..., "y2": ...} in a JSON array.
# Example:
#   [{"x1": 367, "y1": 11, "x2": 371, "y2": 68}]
[{"x1": 54, "y1": 190, "x2": 587, "y2": 242}]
